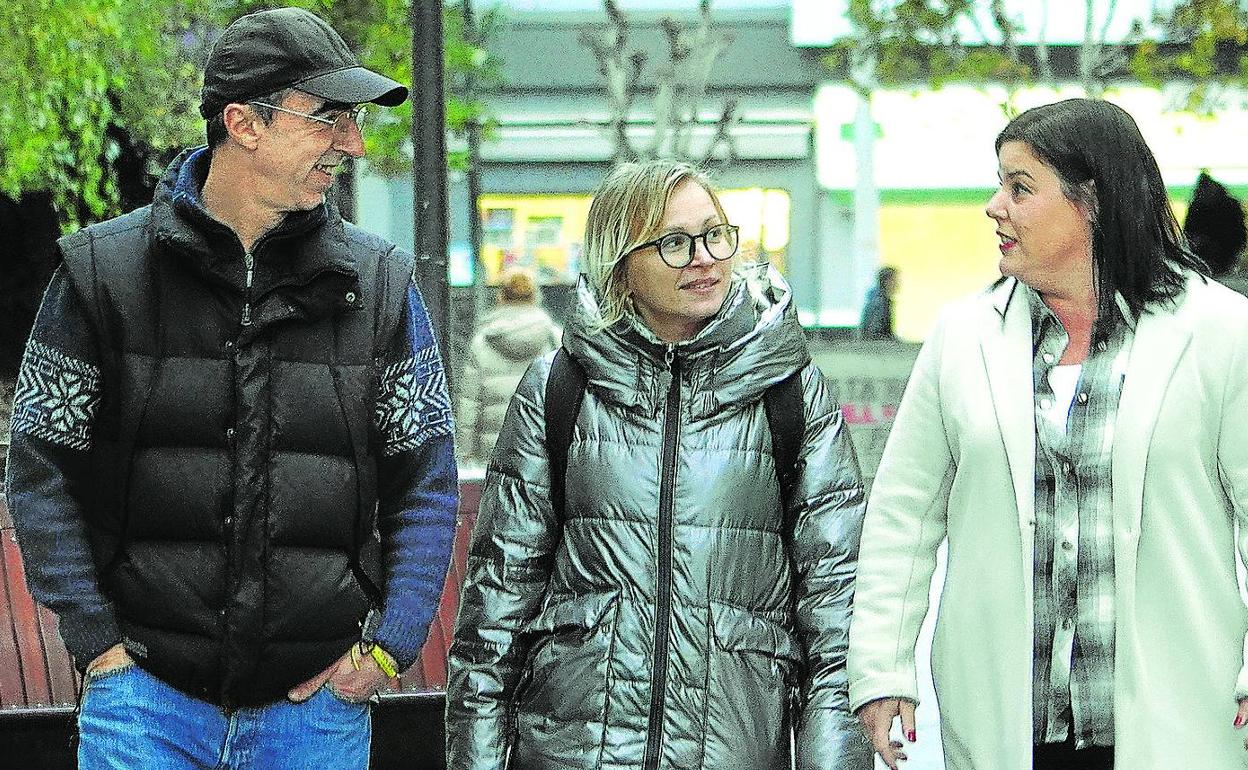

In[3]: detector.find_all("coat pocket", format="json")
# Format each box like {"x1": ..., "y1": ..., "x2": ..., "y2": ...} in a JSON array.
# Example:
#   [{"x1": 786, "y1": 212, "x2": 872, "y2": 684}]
[
  {"x1": 706, "y1": 603, "x2": 803, "y2": 768},
  {"x1": 513, "y1": 591, "x2": 619, "y2": 733},
  {"x1": 710, "y1": 604, "x2": 803, "y2": 666}
]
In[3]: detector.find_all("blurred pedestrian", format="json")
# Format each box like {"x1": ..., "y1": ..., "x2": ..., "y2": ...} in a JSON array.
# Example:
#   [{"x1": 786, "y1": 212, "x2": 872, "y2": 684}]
[
  {"x1": 5, "y1": 7, "x2": 456, "y2": 768},
  {"x1": 455, "y1": 268, "x2": 560, "y2": 467},
  {"x1": 1184, "y1": 170, "x2": 1248, "y2": 295},
  {"x1": 849, "y1": 98, "x2": 1248, "y2": 770},
  {"x1": 858, "y1": 266, "x2": 899, "y2": 340},
  {"x1": 446, "y1": 160, "x2": 872, "y2": 770}
]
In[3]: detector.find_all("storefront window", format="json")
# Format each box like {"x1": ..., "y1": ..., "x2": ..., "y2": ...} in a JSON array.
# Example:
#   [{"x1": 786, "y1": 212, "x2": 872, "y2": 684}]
[{"x1": 719, "y1": 188, "x2": 791, "y2": 273}]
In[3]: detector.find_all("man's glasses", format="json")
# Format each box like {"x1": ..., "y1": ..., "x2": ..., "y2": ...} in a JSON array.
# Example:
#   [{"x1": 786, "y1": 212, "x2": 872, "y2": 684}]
[
  {"x1": 250, "y1": 102, "x2": 367, "y2": 136},
  {"x1": 628, "y1": 224, "x2": 740, "y2": 269}
]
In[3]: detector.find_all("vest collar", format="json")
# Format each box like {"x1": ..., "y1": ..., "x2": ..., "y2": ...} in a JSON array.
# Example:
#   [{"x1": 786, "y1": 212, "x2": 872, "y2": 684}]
[{"x1": 151, "y1": 147, "x2": 362, "y2": 324}]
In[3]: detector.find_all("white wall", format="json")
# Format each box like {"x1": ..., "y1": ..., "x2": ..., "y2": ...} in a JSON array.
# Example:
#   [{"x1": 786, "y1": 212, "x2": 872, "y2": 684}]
[
  {"x1": 815, "y1": 84, "x2": 1248, "y2": 192},
  {"x1": 793, "y1": 0, "x2": 1179, "y2": 47}
]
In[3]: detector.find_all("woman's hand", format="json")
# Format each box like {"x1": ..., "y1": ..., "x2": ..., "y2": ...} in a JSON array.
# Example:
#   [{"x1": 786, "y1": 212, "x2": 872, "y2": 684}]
[
  {"x1": 856, "y1": 697, "x2": 917, "y2": 769},
  {"x1": 1235, "y1": 698, "x2": 1248, "y2": 749}
]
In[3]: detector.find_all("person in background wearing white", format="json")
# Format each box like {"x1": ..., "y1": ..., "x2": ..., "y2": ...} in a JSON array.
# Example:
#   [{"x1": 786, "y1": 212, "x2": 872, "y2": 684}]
[{"x1": 455, "y1": 268, "x2": 560, "y2": 468}]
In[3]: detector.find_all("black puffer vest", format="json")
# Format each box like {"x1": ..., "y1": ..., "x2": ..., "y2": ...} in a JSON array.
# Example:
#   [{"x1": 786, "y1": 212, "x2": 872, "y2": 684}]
[{"x1": 56, "y1": 149, "x2": 414, "y2": 708}]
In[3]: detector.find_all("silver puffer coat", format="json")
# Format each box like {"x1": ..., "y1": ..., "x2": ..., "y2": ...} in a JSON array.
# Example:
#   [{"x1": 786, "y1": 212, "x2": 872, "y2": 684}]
[{"x1": 446, "y1": 267, "x2": 872, "y2": 770}]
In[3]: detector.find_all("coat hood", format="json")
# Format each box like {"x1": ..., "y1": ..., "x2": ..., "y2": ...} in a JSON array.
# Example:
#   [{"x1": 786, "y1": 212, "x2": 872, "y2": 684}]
[
  {"x1": 563, "y1": 263, "x2": 810, "y2": 417},
  {"x1": 475, "y1": 304, "x2": 560, "y2": 361}
]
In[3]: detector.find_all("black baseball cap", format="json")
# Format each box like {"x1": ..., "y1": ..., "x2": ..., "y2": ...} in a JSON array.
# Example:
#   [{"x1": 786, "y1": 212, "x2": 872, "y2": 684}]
[{"x1": 199, "y1": 7, "x2": 408, "y2": 119}]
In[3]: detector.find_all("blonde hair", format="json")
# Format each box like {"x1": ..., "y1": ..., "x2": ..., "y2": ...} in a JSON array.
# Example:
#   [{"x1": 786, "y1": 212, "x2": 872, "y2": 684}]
[{"x1": 582, "y1": 159, "x2": 729, "y2": 329}]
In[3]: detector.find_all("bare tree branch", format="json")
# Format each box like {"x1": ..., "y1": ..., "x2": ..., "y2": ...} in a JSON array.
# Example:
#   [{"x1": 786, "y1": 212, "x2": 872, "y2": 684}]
[
  {"x1": 579, "y1": 0, "x2": 647, "y2": 162},
  {"x1": 965, "y1": 6, "x2": 993, "y2": 44},
  {"x1": 1100, "y1": 0, "x2": 1121, "y2": 45},
  {"x1": 655, "y1": 17, "x2": 687, "y2": 158},
  {"x1": 1093, "y1": 0, "x2": 1124, "y2": 86},
  {"x1": 1081, "y1": 0, "x2": 1097, "y2": 94},
  {"x1": 698, "y1": 97, "x2": 738, "y2": 167},
  {"x1": 580, "y1": 0, "x2": 735, "y2": 163},
  {"x1": 989, "y1": 0, "x2": 1021, "y2": 64},
  {"x1": 1036, "y1": 0, "x2": 1055, "y2": 82},
  {"x1": 673, "y1": 1, "x2": 732, "y2": 159},
  {"x1": 1080, "y1": 0, "x2": 1122, "y2": 95},
  {"x1": 849, "y1": 43, "x2": 878, "y2": 100}
]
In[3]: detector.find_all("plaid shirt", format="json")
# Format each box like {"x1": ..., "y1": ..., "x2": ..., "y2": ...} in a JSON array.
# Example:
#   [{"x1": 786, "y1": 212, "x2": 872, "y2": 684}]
[{"x1": 1027, "y1": 287, "x2": 1134, "y2": 748}]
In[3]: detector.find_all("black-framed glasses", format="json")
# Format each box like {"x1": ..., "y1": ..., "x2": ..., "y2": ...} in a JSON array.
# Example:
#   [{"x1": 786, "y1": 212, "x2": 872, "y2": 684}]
[
  {"x1": 629, "y1": 224, "x2": 740, "y2": 269},
  {"x1": 251, "y1": 101, "x2": 368, "y2": 136}
]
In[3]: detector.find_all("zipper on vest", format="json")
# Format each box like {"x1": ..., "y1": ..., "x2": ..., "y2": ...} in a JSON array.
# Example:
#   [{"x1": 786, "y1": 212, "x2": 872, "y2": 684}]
[
  {"x1": 643, "y1": 345, "x2": 680, "y2": 770},
  {"x1": 241, "y1": 251, "x2": 255, "y2": 326}
]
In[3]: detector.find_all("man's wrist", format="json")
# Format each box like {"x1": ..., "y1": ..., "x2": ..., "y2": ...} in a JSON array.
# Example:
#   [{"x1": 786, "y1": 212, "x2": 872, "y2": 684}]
[
  {"x1": 358, "y1": 640, "x2": 398, "y2": 678},
  {"x1": 370, "y1": 643, "x2": 398, "y2": 677}
]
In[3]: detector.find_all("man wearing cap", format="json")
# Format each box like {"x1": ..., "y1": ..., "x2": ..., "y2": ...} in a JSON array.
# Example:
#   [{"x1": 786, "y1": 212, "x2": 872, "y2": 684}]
[{"x1": 4, "y1": 7, "x2": 456, "y2": 767}]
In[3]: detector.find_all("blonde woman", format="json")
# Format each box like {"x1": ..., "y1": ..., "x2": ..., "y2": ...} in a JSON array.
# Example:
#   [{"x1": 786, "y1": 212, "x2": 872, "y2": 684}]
[{"x1": 446, "y1": 160, "x2": 872, "y2": 770}]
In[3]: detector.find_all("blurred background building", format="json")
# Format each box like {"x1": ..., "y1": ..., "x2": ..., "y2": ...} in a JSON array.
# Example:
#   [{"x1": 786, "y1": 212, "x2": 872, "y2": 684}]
[
  {"x1": 6, "y1": 3, "x2": 1248, "y2": 767},
  {"x1": 356, "y1": 0, "x2": 1248, "y2": 343},
  {"x1": 357, "y1": 0, "x2": 823, "y2": 334}
]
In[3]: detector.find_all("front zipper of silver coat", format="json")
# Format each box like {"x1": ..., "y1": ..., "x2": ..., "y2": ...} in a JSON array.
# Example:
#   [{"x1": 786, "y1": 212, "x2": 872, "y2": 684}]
[{"x1": 643, "y1": 348, "x2": 680, "y2": 770}]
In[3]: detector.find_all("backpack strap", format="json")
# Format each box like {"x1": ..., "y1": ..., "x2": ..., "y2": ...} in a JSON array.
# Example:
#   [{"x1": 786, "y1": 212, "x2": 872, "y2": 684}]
[
  {"x1": 544, "y1": 348, "x2": 587, "y2": 522},
  {"x1": 764, "y1": 367, "x2": 806, "y2": 514},
  {"x1": 766, "y1": 367, "x2": 807, "y2": 686}
]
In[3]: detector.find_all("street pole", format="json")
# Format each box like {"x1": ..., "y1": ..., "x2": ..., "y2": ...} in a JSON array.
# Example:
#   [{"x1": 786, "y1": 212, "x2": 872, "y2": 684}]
[
  {"x1": 462, "y1": 0, "x2": 488, "y2": 323},
  {"x1": 411, "y1": 0, "x2": 451, "y2": 373},
  {"x1": 468, "y1": 114, "x2": 486, "y2": 320}
]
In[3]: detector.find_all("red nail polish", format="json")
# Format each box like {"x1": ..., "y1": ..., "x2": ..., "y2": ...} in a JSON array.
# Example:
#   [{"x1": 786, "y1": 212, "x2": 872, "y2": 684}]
[
  {"x1": 1235, "y1": 714, "x2": 1245, "y2": 728},
  {"x1": 906, "y1": 729, "x2": 917, "y2": 742}
]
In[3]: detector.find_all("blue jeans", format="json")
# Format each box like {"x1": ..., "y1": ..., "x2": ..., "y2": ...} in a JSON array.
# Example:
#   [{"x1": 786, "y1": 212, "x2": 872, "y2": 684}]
[{"x1": 78, "y1": 663, "x2": 371, "y2": 769}]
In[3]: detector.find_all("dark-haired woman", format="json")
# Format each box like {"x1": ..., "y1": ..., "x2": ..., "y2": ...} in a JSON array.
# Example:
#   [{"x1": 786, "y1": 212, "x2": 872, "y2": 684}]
[{"x1": 848, "y1": 97, "x2": 1248, "y2": 769}]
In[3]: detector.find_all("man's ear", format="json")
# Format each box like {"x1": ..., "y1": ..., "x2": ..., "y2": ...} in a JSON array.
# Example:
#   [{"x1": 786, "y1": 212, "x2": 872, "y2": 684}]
[{"x1": 222, "y1": 103, "x2": 263, "y2": 150}]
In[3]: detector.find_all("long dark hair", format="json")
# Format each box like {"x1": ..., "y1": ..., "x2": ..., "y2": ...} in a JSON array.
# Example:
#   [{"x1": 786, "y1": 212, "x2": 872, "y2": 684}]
[{"x1": 996, "y1": 99, "x2": 1205, "y2": 340}]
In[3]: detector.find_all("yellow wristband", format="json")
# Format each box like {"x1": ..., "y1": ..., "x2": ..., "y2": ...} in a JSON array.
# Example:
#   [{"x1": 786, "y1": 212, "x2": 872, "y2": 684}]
[{"x1": 368, "y1": 643, "x2": 398, "y2": 678}]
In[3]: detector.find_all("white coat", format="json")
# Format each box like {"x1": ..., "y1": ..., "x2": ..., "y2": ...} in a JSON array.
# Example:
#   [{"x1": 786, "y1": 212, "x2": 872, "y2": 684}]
[{"x1": 848, "y1": 274, "x2": 1248, "y2": 769}]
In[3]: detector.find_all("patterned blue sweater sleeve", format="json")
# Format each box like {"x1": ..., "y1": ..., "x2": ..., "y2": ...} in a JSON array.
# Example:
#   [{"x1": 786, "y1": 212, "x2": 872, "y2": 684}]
[
  {"x1": 370, "y1": 280, "x2": 458, "y2": 670},
  {"x1": 4, "y1": 267, "x2": 120, "y2": 670}
]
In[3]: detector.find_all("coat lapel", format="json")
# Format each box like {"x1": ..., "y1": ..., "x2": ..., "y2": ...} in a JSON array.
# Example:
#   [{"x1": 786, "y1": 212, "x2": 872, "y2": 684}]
[
  {"x1": 1112, "y1": 294, "x2": 1192, "y2": 538},
  {"x1": 980, "y1": 279, "x2": 1037, "y2": 547}
]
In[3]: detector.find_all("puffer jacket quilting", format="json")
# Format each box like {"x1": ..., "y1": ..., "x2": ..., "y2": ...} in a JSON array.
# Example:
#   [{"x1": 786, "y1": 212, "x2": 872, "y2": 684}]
[
  {"x1": 54, "y1": 147, "x2": 410, "y2": 708},
  {"x1": 447, "y1": 267, "x2": 872, "y2": 770}
]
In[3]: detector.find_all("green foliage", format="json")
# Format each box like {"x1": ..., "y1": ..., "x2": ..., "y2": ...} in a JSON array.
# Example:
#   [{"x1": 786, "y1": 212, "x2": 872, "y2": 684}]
[
  {"x1": 1, "y1": 0, "x2": 204, "y2": 229},
  {"x1": 826, "y1": 0, "x2": 1248, "y2": 109},
  {"x1": 217, "y1": 0, "x2": 502, "y2": 176},
  {"x1": 824, "y1": 0, "x2": 1027, "y2": 93},
  {"x1": 1133, "y1": 0, "x2": 1248, "y2": 110},
  {"x1": 2, "y1": 0, "x2": 500, "y2": 230},
  {"x1": 370, "y1": 1, "x2": 504, "y2": 175}
]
